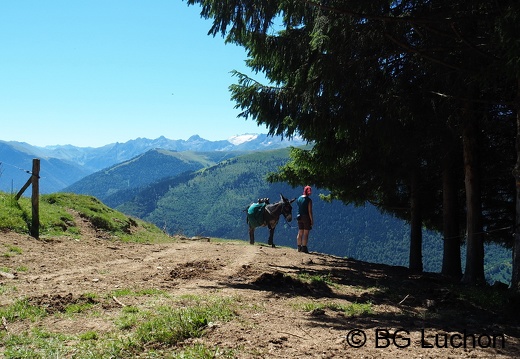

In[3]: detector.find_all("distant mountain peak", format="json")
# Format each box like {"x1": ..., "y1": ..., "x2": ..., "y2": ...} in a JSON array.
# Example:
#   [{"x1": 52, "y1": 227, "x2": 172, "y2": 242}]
[{"x1": 187, "y1": 135, "x2": 205, "y2": 141}]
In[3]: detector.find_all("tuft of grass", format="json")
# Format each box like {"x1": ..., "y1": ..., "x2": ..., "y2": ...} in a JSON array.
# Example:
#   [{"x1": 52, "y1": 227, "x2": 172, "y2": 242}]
[
  {"x1": 116, "y1": 306, "x2": 141, "y2": 330},
  {"x1": 79, "y1": 330, "x2": 99, "y2": 341},
  {"x1": 0, "y1": 299, "x2": 47, "y2": 322},
  {"x1": 16, "y1": 265, "x2": 29, "y2": 272},
  {"x1": 0, "y1": 284, "x2": 9, "y2": 295},
  {"x1": 295, "y1": 300, "x2": 373, "y2": 316},
  {"x1": 63, "y1": 293, "x2": 99, "y2": 315},
  {"x1": 297, "y1": 271, "x2": 336, "y2": 287},
  {"x1": 65, "y1": 302, "x2": 96, "y2": 315},
  {"x1": 344, "y1": 301, "x2": 373, "y2": 316},
  {"x1": 135, "y1": 297, "x2": 236, "y2": 346},
  {"x1": 3, "y1": 244, "x2": 23, "y2": 257}
]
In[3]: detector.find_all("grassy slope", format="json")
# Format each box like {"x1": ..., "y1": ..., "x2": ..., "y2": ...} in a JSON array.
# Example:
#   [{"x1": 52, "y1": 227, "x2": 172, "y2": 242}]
[{"x1": 0, "y1": 192, "x2": 167, "y2": 243}]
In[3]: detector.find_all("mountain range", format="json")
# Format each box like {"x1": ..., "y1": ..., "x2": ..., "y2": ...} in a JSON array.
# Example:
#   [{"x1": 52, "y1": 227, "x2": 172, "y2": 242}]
[{"x1": 0, "y1": 134, "x2": 305, "y2": 194}]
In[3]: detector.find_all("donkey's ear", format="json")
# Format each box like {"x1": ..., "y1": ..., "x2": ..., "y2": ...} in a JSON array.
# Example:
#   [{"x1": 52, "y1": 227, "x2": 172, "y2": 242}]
[
  {"x1": 280, "y1": 193, "x2": 286, "y2": 201},
  {"x1": 290, "y1": 198, "x2": 296, "y2": 203}
]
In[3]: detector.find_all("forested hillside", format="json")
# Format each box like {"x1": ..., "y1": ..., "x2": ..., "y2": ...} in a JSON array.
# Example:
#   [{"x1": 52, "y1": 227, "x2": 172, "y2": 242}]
[
  {"x1": 113, "y1": 148, "x2": 511, "y2": 284},
  {"x1": 63, "y1": 149, "x2": 242, "y2": 205}
]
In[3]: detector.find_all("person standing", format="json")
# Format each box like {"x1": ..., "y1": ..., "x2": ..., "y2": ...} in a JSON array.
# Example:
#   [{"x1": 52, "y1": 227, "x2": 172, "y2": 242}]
[{"x1": 296, "y1": 185, "x2": 313, "y2": 253}]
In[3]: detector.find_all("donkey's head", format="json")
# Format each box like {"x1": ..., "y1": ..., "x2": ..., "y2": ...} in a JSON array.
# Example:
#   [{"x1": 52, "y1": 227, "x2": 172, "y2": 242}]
[{"x1": 280, "y1": 194, "x2": 296, "y2": 222}]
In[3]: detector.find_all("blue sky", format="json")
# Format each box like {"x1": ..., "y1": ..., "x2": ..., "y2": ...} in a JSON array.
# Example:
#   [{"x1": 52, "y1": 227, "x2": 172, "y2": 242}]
[{"x1": 0, "y1": 1, "x2": 267, "y2": 147}]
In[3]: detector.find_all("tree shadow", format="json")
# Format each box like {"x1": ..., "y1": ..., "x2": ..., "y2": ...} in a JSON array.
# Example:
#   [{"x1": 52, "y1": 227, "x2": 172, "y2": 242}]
[{"x1": 223, "y1": 253, "x2": 520, "y2": 348}]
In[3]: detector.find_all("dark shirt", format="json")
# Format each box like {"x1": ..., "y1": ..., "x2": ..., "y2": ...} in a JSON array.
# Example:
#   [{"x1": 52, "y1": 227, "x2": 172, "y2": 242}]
[{"x1": 297, "y1": 195, "x2": 311, "y2": 216}]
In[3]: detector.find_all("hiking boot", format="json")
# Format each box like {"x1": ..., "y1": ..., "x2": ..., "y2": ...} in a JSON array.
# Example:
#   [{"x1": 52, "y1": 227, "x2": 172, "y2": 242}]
[
  {"x1": 297, "y1": 245, "x2": 301, "y2": 252},
  {"x1": 301, "y1": 246, "x2": 309, "y2": 253}
]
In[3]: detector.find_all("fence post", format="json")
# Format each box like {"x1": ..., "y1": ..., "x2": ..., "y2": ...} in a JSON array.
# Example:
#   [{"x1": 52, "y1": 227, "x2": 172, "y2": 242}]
[{"x1": 31, "y1": 159, "x2": 40, "y2": 239}]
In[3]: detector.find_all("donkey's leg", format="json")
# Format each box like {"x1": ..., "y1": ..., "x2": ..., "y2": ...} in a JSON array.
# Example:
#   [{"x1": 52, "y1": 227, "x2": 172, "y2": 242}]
[
  {"x1": 249, "y1": 227, "x2": 255, "y2": 245},
  {"x1": 268, "y1": 228, "x2": 275, "y2": 248}
]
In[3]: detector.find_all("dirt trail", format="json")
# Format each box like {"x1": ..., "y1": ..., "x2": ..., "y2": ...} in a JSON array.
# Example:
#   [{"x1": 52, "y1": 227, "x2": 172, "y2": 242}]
[{"x1": 1, "y1": 228, "x2": 519, "y2": 358}]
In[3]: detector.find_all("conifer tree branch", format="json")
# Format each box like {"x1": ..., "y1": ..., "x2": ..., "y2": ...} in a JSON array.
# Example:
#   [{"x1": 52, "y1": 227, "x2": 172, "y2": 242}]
[
  {"x1": 384, "y1": 33, "x2": 463, "y2": 71},
  {"x1": 302, "y1": 0, "x2": 446, "y2": 25}
]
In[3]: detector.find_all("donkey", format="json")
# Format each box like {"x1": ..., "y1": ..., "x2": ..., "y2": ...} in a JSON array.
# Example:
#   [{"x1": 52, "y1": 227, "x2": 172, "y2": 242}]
[{"x1": 246, "y1": 194, "x2": 295, "y2": 248}]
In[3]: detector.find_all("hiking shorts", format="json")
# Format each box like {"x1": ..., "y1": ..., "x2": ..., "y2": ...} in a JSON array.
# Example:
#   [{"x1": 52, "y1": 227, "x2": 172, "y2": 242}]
[{"x1": 297, "y1": 215, "x2": 312, "y2": 230}]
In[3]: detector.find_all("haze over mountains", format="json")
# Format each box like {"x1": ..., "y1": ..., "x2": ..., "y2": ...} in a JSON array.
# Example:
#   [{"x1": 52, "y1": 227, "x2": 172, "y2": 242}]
[{"x1": 0, "y1": 134, "x2": 305, "y2": 194}]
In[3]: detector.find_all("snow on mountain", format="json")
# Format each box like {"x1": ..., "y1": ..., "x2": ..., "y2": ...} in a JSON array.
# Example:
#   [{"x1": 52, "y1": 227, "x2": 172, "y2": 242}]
[{"x1": 227, "y1": 134, "x2": 259, "y2": 145}]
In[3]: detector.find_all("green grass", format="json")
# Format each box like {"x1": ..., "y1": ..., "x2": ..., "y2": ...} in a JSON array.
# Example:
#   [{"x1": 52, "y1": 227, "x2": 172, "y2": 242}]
[
  {"x1": 64, "y1": 301, "x2": 96, "y2": 315},
  {"x1": 0, "y1": 284, "x2": 11, "y2": 295},
  {"x1": 296, "y1": 271, "x2": 336, "y2": 287},
  {"x1": 0, "y1": 299, "x2": 47, "y2": 322},
  {"x1": 116, "y1": 306, "x2": 141, "y2": 330},
  {"x1": 79, "y1": 330, "x2": 99, "y2": 341},
  {"x1": 0, "y1": 193, "x2": 28, "y2": 232},
  {"x1": 2, "y1": 245, "x2": 23, "y2": 257},
  {"x1": 0, "y1": 293, "x2": 238, "y2": 358},
  {"x1": 294, "y1": 300, "x2": 373, "y2": 316},
  {"x1": 135, "y1": 303, "x2": 232, "y2": 346},
  {"x1": 15, "y1": 266, "x2": 28, "y2": 272},
  {"x1": 0, "y1": 191, "x2": 170, "y2": 243}
]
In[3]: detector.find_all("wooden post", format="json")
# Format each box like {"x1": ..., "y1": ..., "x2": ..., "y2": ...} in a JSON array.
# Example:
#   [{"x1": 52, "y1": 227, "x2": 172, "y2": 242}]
[
  {"x1": 13, "y1": 158, "x2": 41, "y2": 239},
  {"x1": 15, "y1": 178, "x2": 32, "y2": 201},
  {"x1": 31, "y1": 159, "x2": 40, "y2": 239}
]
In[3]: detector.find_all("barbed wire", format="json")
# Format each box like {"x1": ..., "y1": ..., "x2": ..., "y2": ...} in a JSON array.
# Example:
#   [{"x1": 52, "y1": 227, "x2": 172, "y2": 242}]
[{"x1": 0, "y1": 160, "x2": 34, "y2": 175}]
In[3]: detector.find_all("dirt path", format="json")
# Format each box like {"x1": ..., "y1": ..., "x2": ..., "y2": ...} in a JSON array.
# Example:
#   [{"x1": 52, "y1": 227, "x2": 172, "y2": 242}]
[{"x1": 1, "y1": 228, "x2": 519, "y2": 358}]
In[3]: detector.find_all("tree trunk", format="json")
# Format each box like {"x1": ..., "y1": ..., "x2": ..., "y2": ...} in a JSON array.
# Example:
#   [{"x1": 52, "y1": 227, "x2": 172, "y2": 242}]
[
  {"x1": 512, "y1": 78, "x2": 520, "y2": 292},
  {"x1": 461, "y1": 100, "x2": 485, "y2": 285},
  {"x1": 409, "y1": 170, "x2": 423, "y2": 272},
  {"x1": 441, "y1": 153, "x2": 462, "y2": 279}
]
